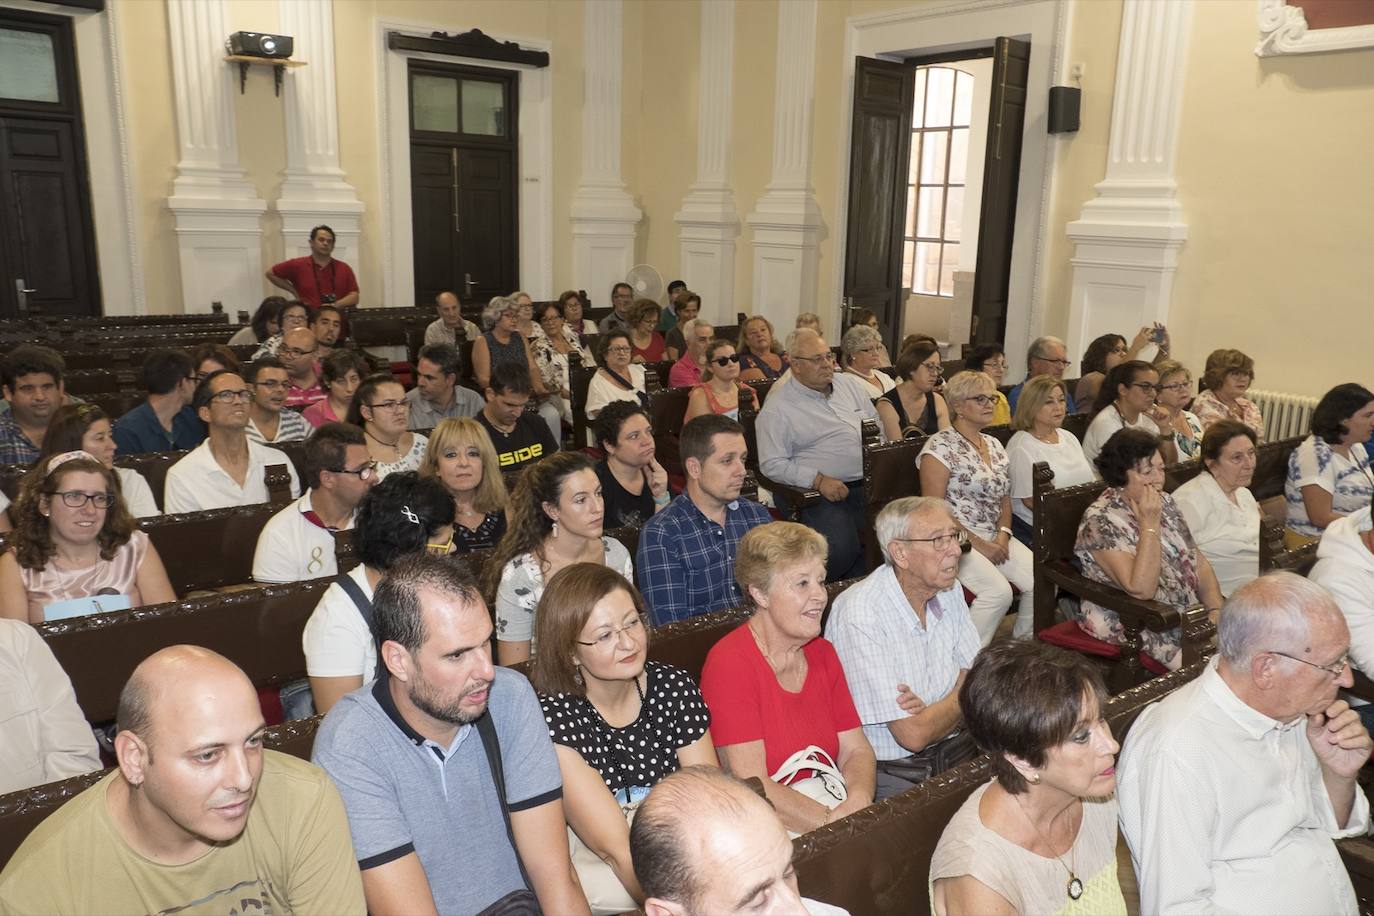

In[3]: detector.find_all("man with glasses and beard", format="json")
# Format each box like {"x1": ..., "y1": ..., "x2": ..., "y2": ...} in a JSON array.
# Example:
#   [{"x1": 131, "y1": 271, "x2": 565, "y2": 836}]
[{"x1": 312, "y1": 554, "x2": 589, "y2": 916}]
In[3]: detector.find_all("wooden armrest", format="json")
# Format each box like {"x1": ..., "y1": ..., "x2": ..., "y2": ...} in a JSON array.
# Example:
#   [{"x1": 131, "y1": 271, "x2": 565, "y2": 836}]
[
  {"x1": 1040, "y1": 563, "x2": 1180, "y2": 631},
  {"x1": 756, "y1": 471, "x2": 822, "y2": 517},
  {"x1": 1268, "y1": 541, "x2": 1319, "y2": 575}
]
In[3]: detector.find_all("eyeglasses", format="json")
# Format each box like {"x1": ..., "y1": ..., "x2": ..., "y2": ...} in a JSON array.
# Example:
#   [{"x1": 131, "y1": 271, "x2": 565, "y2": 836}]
[
  {"x1": 51, "y1": 490, "x2": 115, "y2": 509},
  {"x1": 606, "y1": 346, "x2": 632, "y2": 355},
  {"x1": 893, "y1": 530, "x2": 969, "y2": 551},
  {"x1": 1268, "y1": 649, "x2": 1351, "y2": 678},
  {"x1": 854, "y1": 346, "x2": 880, "y2": 355},
  {"x1": 253, "y1": 380, "x2": 288, "y2": 390},
  {"x1": 1036, "y1": 356, "x2": 1071, "y2": 368},
  {"x1": 982, "y1": 360, "x2": 1008, "y2": 370},
  {"x1": 210, "y1": 389, "x2": 253, "y2": 404},
  {"x1": 367, "y1": 400, "x2": 408, "y2": 411},
  {"x1": 1158, "y1": 381, "x2": 1191, "y2": 393},
  {"x1": 920, "y1": 361, "x2": 943, "y2": 374},
  {"x1": 712, "y1": 354, "x2": 741, "y2": 367},
  {"x1": 576, "y1": 615, "x2": 646, "y2": 651},
  {"x1": 1127, "y1": 382, "x2": 1159, "y2": 394},
  {"x1": 329, "y1": 461, "x2": 377, "y2": 481},
  {"x1": 280, "y1": 347, "x2": 318, "y2": 359},
  {"x1": 965, "y1": 394, "x2": 999, "y2": 406},
  {"x1": 540, "y1": 314, "x2": 562, "y2": 323},
  {"x1": 426, "y1": 532, "x2": 456, "y2": 556},
  {"x1": 792, "y1": 352, "x2": 836, "y2": 366}
]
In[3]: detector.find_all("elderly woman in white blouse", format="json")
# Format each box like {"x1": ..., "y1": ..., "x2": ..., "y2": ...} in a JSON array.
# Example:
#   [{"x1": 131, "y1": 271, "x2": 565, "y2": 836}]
[
  {"x1": 1172, "y1": 420, "x2": 1261, "y2": 598},
  {"x1": 919, "y1": 371, "x2": 1034, "y2": 643},
  {"x1": 1006, "y1": 375, "x2": 1095, "y2": 547}
]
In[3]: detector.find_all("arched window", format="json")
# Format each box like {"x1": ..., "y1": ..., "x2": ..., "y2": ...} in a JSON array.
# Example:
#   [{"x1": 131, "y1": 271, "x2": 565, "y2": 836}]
[{"x1": 903, "y1": 66, "x2": 974, "y2": 298}]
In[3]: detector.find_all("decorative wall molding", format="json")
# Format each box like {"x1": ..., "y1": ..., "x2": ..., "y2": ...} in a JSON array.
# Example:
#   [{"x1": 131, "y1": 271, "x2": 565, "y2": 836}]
[
  {"x1": 1256, "y1": 0, "x2": 1374, "y2": 57},
  {"x1": 571, "y1": 0, "x2": 640, "y2": 306},
  {"x1": 745, "y1": 0, "x2": 822, "y2": 329},
  {"x1": 165, "y1": 0, "x2": 265, "y2": 312},
  {"x1": 1065, "y1": 0, "x2": 1193, "y2": 374},
  {"x1": 675, "y1": 0, "x2": 738, "y2": 322},
  {"x1": 376, "y1": 16, "x2": 553, "y2": 306}
]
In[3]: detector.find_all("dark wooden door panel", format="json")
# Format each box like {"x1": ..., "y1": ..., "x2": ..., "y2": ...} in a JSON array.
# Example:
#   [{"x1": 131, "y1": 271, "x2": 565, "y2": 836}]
[
  {"x1": 456, "y1": 147, "x2": 514, "y2": 304},
  {"x1": 842, "y1": 57, "x2": 914, "y2": 354},
  {"x1": 410, "y1": 144, "x2": 458, "y2": 305},
  {"x1": 969, "y1": 37, "x2": 1030, "y2": 346}
]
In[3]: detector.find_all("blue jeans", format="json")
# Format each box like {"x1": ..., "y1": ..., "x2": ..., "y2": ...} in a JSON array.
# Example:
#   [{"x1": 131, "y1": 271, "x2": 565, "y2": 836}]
[{"x1": 800, "y1": 483, "x2": 868, "y2": 582}]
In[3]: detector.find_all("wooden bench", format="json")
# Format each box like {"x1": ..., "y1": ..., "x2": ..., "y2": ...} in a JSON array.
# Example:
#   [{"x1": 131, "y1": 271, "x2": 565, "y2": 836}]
[{"x1": 860, "y1": 435, "x2": 927, "y2": 570}]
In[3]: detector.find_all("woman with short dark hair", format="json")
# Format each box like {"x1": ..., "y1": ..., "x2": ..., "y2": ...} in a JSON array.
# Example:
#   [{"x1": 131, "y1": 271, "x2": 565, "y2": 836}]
[
  {"x1": 628, "y1": 300, "x2": 666, "y2": 364},
  {"x1": 1284, "y1": 382, "x2": 1374, "y2": 545},
  {"x1": 302, "y1": 349, "x2": 368, "y2": 428},
  {"x1": 1073, "y1": 428, "x2": 1224, "y2": 669},
  {"x1": 230, "y1": 295, "x2": 288, "y2": 346},
  {"x1": 931, "y1": 640, "x2": 1126, "y2": 915},
  {"x1": 531, "y1": 564, "x2": 716, "y2": 913},
  {"x1": 877, "y1": 342, "x2": 949, "y2": 440}
]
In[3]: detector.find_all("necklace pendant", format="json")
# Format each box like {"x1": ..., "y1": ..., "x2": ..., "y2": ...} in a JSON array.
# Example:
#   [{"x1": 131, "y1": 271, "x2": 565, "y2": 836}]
[{"x1": 1067, "y1": 876, "x2": 1083, "y2": 900}]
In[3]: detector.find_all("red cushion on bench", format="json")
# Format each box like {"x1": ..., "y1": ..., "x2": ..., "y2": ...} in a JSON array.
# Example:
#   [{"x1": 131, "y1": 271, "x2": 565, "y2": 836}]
[{"x1": 1037, "y1": 621, "x2": 1167, "y2": 675}]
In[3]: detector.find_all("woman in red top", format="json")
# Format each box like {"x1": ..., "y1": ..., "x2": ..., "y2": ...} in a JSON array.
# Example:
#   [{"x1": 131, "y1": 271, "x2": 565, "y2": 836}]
[
  {"x1": 699, "y1": 522, "x2": 876, "y2": 836},
  {"x1": 628, "y1": 299, "x2": 666, "y2": 364}
]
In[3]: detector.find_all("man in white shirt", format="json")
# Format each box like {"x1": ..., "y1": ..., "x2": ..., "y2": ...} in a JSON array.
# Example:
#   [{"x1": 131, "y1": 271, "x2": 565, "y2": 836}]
[
  {"x1": 403, "y1": 343, "x2": 483, "y2": 431},
  {"x1": 244, "y1": 357, "x2": 309, "y2": 445},
  {"x1": 825, "y1": 497, "x2": 980, "y2": 800},
  {"x1": 253, "y1": 423, "x2": 374, "y2": 585},
  {"x1": 1311, "y1": 504, "x2": 1374, "y2": 679},
  {"x1": 424, "y1": 291, "x2": 481, "y2": 346},
  {"x1": 1117, "y1": 572, "x2": 1372, "y2": 915},
  {"x1": 0, "y1": 617, "x2": 101, "y2": 793},
  {"x1": 164, "y1": 370, "x2": 301, "y2": 513},
  {"x1": 631, "y1": 766, "x2": 848, "y2": 916}
]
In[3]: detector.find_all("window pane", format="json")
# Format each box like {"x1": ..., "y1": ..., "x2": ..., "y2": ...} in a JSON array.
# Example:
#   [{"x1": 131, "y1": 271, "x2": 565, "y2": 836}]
[
  {"x1": 923, "y1": 67, "x2": 954, "y2": 128},
  {"x1": 412, "y1": 74, "x2": 457, "y2": 133},
  {"x1": 912, "y1": 69, "x2": 927, "y2": 127},
  {"x1": 949, "y1": 128, "x2": 969, "y2": 185},
  {"x1": 944, "y1": 187, "x2": 963, "y2": 242},
  {"x1": 908, "y1": 133, "x2": 922, "y2": 186},
  {"x1": 953, "y1": 71, "x2": 974, "y2": 127},
  {"x1": 0, "y1": 29, "x2": 58, "y2": 103},
  {"x1": 902, "y1": 240, "x2": 916, "y2": 291},
  {"x1": 919, "y1": 130, "x2": 948, "y2": 184},
  {"x1": 916, "y1": 188, "x2": 943, "y2": 239},
  {"x1": 905, "y1": 185, "x2": 916, "y2": 237},
  {"x1": 914, "y1": 241, "x2": 941, "y2": 295},
  {"x1": 940, "y1": 243, "x2": 960, "y2": 296},
  {"x1": 461, "y1": 80, "x2": 506, "y2": 136}
]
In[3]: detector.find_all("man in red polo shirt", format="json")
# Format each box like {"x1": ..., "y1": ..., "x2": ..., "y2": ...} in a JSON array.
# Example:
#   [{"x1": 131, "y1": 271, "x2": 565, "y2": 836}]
[{"x1": 265, "y1": 225, "x2": 359, "y2": 310}]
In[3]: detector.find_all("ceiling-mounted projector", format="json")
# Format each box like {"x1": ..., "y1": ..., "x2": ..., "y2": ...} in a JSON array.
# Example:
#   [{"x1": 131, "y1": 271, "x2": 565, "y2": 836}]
[{"x1": 226, "y1": 31, "x2": 294, "y2": 59}]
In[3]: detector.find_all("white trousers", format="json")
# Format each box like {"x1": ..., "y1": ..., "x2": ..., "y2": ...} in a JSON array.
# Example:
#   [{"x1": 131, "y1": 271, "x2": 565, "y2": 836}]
[{"x1": 957, "y1": 537, "x2": 1035, "y2": 644}]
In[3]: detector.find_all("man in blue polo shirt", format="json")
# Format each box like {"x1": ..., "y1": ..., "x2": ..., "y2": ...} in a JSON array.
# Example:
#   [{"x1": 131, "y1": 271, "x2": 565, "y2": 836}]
[
  {"x1": 1005, "y1": 336, "x2": 1077, "y2": 413},
  {"x1": 637, "y1": 415, "x2": 772, "y2": 625},
  {"x1": 312, "y1": 554, "x2": 589, "y2": 915},
  {"x1": 112, "y1": 349, "x2": 205, "y2": 455}
]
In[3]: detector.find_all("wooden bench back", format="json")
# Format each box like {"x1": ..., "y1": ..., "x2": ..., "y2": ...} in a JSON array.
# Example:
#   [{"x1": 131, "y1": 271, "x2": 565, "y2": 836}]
[{"x1": 861, "y1": 437, "x2": 927, "y2": 570}]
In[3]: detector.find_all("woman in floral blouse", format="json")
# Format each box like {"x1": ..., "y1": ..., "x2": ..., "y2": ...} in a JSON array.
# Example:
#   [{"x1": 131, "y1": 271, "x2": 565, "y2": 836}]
[
  {"x1": 532, "y1": 300, "x2": 595, "y2": 424},
  {"x1": 1191, "y1": 349, "x2": 1264, "y2": 440},
  {"x1": 919, "y1": 371, "x2": 1033, "y2": 644},
  {"x1": 1074, "y1": 428, "x2": 1224, "y2": 669},
  {"x1": 1284, "y1": 383, "x2": 1374, "y2": 546}
]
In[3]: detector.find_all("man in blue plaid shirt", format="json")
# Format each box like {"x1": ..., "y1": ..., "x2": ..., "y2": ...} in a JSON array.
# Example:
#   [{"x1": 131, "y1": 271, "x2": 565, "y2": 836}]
[
  {"x1": 637, "y1": 415, "x2": 772, "y2": 625},
  {"x1": 0, "y1": 345, "x2": 67, "y2": 465}
]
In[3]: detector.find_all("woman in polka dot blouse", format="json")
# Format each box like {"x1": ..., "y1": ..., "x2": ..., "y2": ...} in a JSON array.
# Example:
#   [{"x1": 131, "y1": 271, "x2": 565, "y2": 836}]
[{"x1": 530, "y1": 563, "x2": 718, "y2": 914}]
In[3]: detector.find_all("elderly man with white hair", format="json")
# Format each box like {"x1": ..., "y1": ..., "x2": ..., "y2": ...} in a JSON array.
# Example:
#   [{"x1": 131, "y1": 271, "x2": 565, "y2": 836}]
[
  {"x1": 668, "y1": 317, "x2": 714, "y2": 388},
  {"x1": 1117, "y1": 572, "x2": 1371, "y2": 915},
  {"x1": 1006, "y1": 335, "x2": 1076, "y2": 413},
  {"x1": 826, "y1": 497, "x2": 981, "y2": 800},
  {"x1": 756, "y1": 327, "x2": 883, "y2": 581}
]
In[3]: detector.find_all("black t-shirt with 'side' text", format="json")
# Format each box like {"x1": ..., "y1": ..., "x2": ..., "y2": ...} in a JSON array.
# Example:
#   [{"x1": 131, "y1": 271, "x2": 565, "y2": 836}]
[
  {"x1": 475, "y1": 411, "x2": 559, "y2": 471},
  {"x1": 595, "y1": 460, "x2": 655, "y2": 529}
]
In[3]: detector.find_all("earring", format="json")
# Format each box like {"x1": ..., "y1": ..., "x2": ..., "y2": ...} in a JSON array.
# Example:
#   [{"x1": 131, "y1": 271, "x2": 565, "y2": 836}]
[
  {"x1": 551, "y1": 520, "x2": 559, "y2": 539},
  {"x1": 573, "y1": 665, "x2": 583, "y2": 687},
  {"x1": 1028, "y1": 772, "x2": 1041, "y2": 785}
]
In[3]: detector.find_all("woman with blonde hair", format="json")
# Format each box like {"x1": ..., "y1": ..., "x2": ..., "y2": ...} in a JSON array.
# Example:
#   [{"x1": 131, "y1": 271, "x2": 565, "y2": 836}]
[
  {"x1": 700, "y1": 522, "x2": 876, "y2": 836},
  {"x1": 684, "y1": 339, "x2": 755, "y2": 423},
  {"x1": 1192, "y1": 348, "x2": 1264, "y2": 439},
  {"x1": 1149, "y1": 359, "x2": 1205, "y2": 460},
  {"x1": 737, "y1": 315, "x2": 789, "y2": 383},
  {"x1": 1006, "y1": 375, "x2": 1094, "y2": 545},
  {"x1": 532, "y1": 564, "x2": 717, "y2": 914},
  {"x1": 0, "y1": 452, "x2": 175, "y2": 623},
  {"x1": 419, "y1": 417, "x2": 508, "y2": 553}
]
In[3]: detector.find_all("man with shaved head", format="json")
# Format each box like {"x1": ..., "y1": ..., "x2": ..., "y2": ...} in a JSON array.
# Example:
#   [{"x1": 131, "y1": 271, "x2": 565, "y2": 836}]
[
  {"x1": 0, "y1": 646, "x2": 364, "y2": 913},
  {"x1": 279, "y1": 326, "x2": 326, "y2": 408},
  {"x1": 631, "y1": 767, "x2": 849, "y2": 916}
]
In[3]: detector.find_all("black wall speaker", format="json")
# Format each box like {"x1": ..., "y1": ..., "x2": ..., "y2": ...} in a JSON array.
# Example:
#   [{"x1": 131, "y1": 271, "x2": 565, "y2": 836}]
[
  {"x1": 1048, "y1": 86, "x2": 1081, "y2": 134},
  {"x1": 227, "y1": 31, "x2": 294, "y2": 59}
]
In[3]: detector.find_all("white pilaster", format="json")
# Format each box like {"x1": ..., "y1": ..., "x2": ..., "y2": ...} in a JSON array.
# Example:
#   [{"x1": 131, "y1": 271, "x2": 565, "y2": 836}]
[
  {"x1": 276, "y1": 0, "x2": 364, "y2": 270},
  {"x1": 745, "y1": 0, "x2": 822, "y2": 330},
  {"x1": 570, "y1": 0, "x2": 641, "y2": 306},
  {"x1": 165, "y1": 0, "x2": 266, "y2": 313},
  {"x1": 1065, "y1": 0, "x2": 1193, "y2": 372},
  {"x1": 674, "y1": 0, "x2": 738, "y2": 323}
]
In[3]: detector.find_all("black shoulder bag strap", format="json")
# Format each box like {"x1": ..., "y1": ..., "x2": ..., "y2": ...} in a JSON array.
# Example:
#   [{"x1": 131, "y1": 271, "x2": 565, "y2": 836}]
[
  {"x1": 475, "y1": 712, "x2": 535, "y2": 891},
  {"x1": 335, "y1": 571, "x2": 375, "y2": 640}
]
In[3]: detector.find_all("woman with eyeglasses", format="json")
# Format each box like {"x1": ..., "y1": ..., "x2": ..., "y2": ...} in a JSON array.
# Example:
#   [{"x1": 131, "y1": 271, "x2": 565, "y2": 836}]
[
  {"x1": 488, "y1": 452, "x2": 633, "y2": 666},
  {"x1": 39, "y1": 404, "x2": 159, "y2": 519},
  {"x1": 850, "y1": 308, "x2": 892, "y2": 365},
  {"x1": 560, "y1": 290, "x2": 597, "y2": 343},
  {"x1": 628, "y1": 300, "x2": 666, "y2": 364},
  {"x1": 1006, "y1": 376, "x2": 1094, "y2": 546},
  {"x1": 964, "y1": 345, "x2": 1012, "y2": 426},
  {"x1": 919, "y1": 371, "x2": 1034, "y2": 642},
  {"x1": 419, "y1": 417, "x2": 508, "y2": 553},
  {"x1": 532, "y1": 301, "x2": 596, "y2": 425},
  {"x1": 473, "y1": 295, "x2": 563, "y2": 443},
  {"x1": 585, "y1": 330, "x2": 649, "y2": 446},
  {"x1": 1074, "y1": 428, "x2": 1224, "y2": 670},
  {"x1": 1081, "y1": 360, "x2": 1171, "y2": 472},
  {"x1": 301, "y1": 349, "x2": 368, "y2": 429},
  {"x1": 531, "y1": 563, "x2": 718, "y2": 914},
  {"x1": 302, "y1": 471, "x2": 456, "y2": 713},
  {"x1": 0, "y1": 451, "x2": 175, "y2": 623},
  {"x1": 1173, "y1": 420, "x2": 1261, "y2": 597},
  {"x1": 1074, "y1": 326, "x2": 1167, "y2": 410},
  {"x1": 1192, "y1": 349, "x2": 1264, "y2": 440},
  {"x1": 250, "y1": 300, "x2": 311, "y2": 360},
  {"x1": 1148, "y1": 360, "x2": 1204, "y2": 460},
  {"x1": 877, "y1": 342, "x2": 950, "y2": 441},
  {"x1": 346, "y1": 373, "x2": 427, "y2": 479},
  {"x1": 840, "y1": 325, "x2": 895, "y2": 398},
  {"x1": 684, "y1": 340, "x2": 755, "y2": 423},
  {"x1": 737, "y1": 316, "x2": 790, "y2": 383}
]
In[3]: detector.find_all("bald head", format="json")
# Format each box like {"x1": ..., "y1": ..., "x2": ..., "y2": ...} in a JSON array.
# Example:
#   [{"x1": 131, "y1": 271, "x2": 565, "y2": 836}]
[
  {"x1": 117, "y1": 646, "x2": 258, "y2": 745},
  {"x1": 283, "y1": 327, "x2": 316, "y2": 350}
]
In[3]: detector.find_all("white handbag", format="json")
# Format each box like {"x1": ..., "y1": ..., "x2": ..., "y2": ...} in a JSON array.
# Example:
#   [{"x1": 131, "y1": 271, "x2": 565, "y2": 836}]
[{"x1": 770, "y1": 745, "x2": 848, "y2": 809}]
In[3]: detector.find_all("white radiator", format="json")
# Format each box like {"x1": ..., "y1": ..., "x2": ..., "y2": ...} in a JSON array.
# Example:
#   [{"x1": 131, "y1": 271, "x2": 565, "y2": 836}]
[{"x1": 1245, "y1": 389, "x2": 1319, "y2": 441}]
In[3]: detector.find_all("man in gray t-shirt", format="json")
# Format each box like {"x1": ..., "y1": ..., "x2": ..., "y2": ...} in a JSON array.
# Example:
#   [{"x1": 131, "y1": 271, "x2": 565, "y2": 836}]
[{"x1": 312, "y1": 555, "x2": 588, "y2": 915}]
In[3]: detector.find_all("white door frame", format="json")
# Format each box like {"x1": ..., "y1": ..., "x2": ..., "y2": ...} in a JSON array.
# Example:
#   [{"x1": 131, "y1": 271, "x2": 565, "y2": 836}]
[{"x1": 375, "y1": 17, "x2": 552, "y2": 309}]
